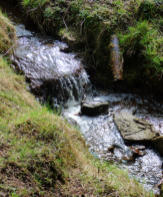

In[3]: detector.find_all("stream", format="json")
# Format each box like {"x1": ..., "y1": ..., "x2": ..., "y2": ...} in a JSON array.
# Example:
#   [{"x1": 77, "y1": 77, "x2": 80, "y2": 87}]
[
  {"x1": 63, "y1": 93, "x2": 163, "y2": 194},
  {"x1": 1, "y1": 3, "x2": 163, "y2": 194}
]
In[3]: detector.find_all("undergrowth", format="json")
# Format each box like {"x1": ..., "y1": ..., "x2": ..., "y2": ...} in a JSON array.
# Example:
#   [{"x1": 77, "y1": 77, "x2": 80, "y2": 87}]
[{"x1": 119, "y1": 20, "x2": 163, "y2": 79}]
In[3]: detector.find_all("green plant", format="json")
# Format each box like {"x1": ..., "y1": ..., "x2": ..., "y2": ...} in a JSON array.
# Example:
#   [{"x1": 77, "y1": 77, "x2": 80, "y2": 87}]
[
  {"x1": 138, "y1": 0, "x2": 163, "y2": 20},
  {"x1": 119, "y1": 21, "x2": 163, "y2": 77}
]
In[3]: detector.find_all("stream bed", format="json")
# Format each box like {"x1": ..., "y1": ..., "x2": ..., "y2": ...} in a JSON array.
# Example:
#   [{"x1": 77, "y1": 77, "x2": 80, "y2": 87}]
[
  {"x1": 63, "y1": 93, "x2": 163, "y2": 194},
  {"x1": 1, "y1": 3, "x2": 162, "y2": 193}
]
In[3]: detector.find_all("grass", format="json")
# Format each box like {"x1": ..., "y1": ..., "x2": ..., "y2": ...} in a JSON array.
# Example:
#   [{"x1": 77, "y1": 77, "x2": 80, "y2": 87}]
[
  {"x1": 0, "y1": 10, "x2": 154, "y2": 196},
  {"x1": 119, "y1": 20, "x2": 163, "y2": 80},
  {"x1": 0, "y1": 10, "x2": 16, "y2": 55}
]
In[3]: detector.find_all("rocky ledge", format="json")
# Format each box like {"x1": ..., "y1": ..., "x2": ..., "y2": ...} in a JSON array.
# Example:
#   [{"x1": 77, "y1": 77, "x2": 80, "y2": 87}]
[
  {"x1": 114, "y1": 111, "x2": 163, "y2": 155},
  {"x1": 81, "y1": 101, "x2": 109, "y2": 116}
]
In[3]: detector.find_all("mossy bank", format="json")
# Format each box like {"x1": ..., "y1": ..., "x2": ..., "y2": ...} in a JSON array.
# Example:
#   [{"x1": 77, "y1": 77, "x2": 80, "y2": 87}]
[
  {"x1": 6, "y1": 0, "x2": 163, "y2": 96},
  {"x1": 0, "y1": 10, "x2": 155, "y2": 196}
]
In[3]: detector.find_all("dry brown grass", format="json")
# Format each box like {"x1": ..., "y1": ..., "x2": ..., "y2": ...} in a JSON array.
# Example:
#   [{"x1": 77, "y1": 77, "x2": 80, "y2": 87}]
[{"x1": 0, "y1": 10, "x2": 16, "y2": 54}]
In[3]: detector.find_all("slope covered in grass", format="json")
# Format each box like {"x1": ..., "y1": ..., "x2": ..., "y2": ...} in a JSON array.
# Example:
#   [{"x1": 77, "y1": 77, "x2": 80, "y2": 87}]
[{"x1": 0, "y1": 10, "x2": 154, "y2": 197}]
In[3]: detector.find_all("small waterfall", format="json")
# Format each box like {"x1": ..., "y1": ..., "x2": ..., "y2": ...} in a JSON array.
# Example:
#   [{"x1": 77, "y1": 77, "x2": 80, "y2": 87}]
[
  {"x1": 12, "y1": 24, "x2": 91, "y2": 107},
  {"x1": 109, "y1": 35, "x2": 123, "y2": 81},
  {"x1": 44, "y1": 70, "x2": 91, "y2": 108}
]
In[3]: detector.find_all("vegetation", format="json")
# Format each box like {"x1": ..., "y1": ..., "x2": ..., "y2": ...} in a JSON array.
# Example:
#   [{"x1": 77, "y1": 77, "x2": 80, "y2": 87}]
[
  {"x1": 0, "y1": 10, "x2": 154, "y2": 196},
  {"x1": 119, "y1": 20, "x2": 163, "y2": 88},
  {"x1": 0, "y1": 10, "x2": 15, "y2": 54}
]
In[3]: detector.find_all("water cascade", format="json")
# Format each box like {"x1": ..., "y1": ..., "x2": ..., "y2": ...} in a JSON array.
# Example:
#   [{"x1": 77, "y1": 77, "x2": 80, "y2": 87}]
[{"x1": 12, "y1": 25, "x2": 91, "y2": 107}]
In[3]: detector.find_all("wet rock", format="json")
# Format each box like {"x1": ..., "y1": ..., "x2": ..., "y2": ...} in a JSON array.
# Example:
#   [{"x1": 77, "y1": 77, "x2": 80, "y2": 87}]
[
  {"x1": 107, "y1": 144, "x2": 123, "y2": 154},
  {"x1": 107, "y1": 144, "x2": 134, "y2": 162},
  {"x1": 107, "y1": 145, "x2": 115, "y2": 153},
  {"x1": 132, "y1": 145, "x2": 146, "y2": 150},
  {"x1": 113, "y1": 147, "x2": 134, "y2": 162},
  {"x1": 114, "y1": 111, "x2": 157, "y2": 141},
  {"x1": 130, "y1": 146, "x2": 146, "y2": 157},
  {"x1": 152, "y1": 136, "x2": 163, "y2": 156},
  {"x1": 81, "y1": 101, "x2": 109, "y2": 116}
]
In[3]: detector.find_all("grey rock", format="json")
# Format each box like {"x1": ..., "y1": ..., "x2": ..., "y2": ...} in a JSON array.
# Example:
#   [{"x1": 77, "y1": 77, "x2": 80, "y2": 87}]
[
  {"x1": 81, "y1": 101, "x2": 109, "y2": 116},
  {"x1": 130, "y1": 146, "x2": 146, "y2": 156},
  {"x1": 114, "y1": 111, "x2": 157, "y2": 141}
]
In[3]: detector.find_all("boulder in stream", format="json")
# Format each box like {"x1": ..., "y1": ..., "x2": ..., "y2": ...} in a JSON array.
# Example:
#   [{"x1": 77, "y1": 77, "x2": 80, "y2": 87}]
[
  {"x1": 81, "y1": 101, "x2": 109, "y2": 116},
  {"x1": 114, "y1": 111, "x2": 158, "y2": 141},
  {"x1": 130, "y1": 145, "x2": 146, "y2": 157}
]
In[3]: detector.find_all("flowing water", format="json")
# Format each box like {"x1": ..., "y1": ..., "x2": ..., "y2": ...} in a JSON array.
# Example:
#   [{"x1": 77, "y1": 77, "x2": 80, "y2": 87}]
[
  {"x1": 12, "y1": 24, "x2": 90, "y2": 107},
  {"x1": 2, "y1": 9, "x2": 162, "y2": 194},
  {"x1": 63, "y1": 93, "x2": 163, "y2": 193}
]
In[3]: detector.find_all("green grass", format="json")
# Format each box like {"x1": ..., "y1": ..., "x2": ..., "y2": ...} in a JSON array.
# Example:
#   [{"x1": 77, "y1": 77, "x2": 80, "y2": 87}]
[
  {"x1": 0, "y1": 10, "x2": 154, "y2": 196},
  {"x1": 119, "y1": 20, "x2": 163, "y2": 77},
  {"x1": 22, "y1": 0, "x2": 49, "y2": 8}
]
